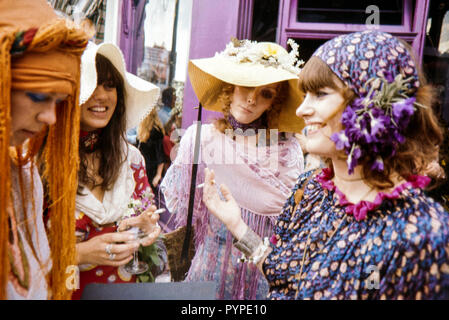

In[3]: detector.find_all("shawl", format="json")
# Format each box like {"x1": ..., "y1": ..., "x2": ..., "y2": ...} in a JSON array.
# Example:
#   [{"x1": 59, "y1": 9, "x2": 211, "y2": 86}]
[{"x1": 161, "y1": 123, "x2": 304, "y2": 298}]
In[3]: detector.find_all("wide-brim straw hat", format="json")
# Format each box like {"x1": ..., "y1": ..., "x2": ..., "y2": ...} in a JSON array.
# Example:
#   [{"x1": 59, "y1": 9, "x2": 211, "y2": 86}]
[
  {"x1": 80, "y1": 42, "x2": 160, "y2": 130},
  {"x1": 188, "y1": 40, "x2": 305, "y2": 133}
]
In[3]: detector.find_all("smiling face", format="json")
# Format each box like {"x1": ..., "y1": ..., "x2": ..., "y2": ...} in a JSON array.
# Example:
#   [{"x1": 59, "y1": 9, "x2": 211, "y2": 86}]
[
  {"x1": 80, "y1": 54, "x2": 124, "y2": 132},
  {"x1": 80, "y1": 83, "x2": 117, "y2": 131},
  {"x1": 296, "y1": 87, "x2": 346, "y2": 158},
  {"x1": 229, "y1": 84, "x2": 278, "y2": 124},
  {"x1": 10, "y1": 90, "x2": 68, "y2": 146}
]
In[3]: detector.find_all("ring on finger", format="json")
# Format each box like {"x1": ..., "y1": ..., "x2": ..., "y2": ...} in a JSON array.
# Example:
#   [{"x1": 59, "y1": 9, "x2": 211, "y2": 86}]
[
  {"x1": 109, "y1": 253, "x2": 116, "y2": 261},
  {"x1": 105, "y1": 243, "x2": 113, "y2": 255}
]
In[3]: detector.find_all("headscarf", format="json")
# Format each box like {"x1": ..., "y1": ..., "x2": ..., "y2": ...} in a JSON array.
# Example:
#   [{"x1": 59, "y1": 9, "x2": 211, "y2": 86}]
[
  {"x1": 0, "y1": 0, "x2": 89, "y2": 299},
  {"x1": 313, "y1": 30, "x2": 421, "y2": 173}
]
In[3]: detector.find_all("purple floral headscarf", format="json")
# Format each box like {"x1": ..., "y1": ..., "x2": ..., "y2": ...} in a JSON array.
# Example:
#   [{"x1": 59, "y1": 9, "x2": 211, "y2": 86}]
[{"x1": 313, "y1": 30, "x2": 421, "y2": 174}]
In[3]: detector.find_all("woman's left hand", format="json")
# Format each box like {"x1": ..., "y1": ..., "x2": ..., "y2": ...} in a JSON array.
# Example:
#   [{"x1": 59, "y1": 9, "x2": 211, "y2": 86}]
[{"x1": 117, "y1": 205, "x2": 161, "y2": 247}]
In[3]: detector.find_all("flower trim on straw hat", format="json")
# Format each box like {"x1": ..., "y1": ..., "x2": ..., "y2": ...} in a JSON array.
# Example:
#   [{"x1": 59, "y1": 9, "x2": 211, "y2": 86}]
[
  {"x1": 188, "y1": 38, "x2": 305, "y2": 133},
  {"x1": 218, "y1": 38, "x2": 304, "y2": 75}
]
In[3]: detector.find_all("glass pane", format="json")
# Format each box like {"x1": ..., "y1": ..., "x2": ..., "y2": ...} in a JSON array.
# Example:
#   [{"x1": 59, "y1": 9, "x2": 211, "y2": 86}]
[
  {"x1": 296, "y1": 0, "x2": 404, "y2": 25},
  {"x1": 423, "y1": 0, "x2": 449, "y2": 124},
  {"x1": 422, "y1": 1, "x2": 449, "y2": 210},
  {"x1": 251, "y1": 0, "x2": 280, "y2": 42}
]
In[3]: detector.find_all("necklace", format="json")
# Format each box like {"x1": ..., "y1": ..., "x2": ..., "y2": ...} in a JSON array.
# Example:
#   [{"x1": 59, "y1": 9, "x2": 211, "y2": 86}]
[
  {"x1": 334, "y1": 176, "x2": 376, "y2": 203},
  {"x1": 333, "y1": 174, "x2": 364, "y2": 182},
  {"x1": 227, "y1": 112, "x2": 267, "y2": 136},
  {"x1": 80, "y1": 129, "x2": 101, "y2": 153}
]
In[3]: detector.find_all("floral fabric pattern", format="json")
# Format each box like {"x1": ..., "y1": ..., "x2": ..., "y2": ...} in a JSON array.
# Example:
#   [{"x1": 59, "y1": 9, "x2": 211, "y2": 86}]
[{"x1": 264, "y1": 170, "x2": 449, "y2": 300}]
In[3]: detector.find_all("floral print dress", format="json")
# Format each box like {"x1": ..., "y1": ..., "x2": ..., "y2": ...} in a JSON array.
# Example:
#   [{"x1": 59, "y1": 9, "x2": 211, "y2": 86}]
[{"x1": 264, "y1": 169, "x2": 449, "y2": 299}]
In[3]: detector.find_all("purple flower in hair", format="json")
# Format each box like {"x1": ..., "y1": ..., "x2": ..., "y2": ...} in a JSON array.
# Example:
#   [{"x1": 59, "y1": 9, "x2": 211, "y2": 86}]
[
  {"x1": 346, "y1": 144, "x2": 362, "y2": 174},
  {"x1": 331, "y1": 131, "x2": 350, "y2": 150},
  {"x1": 392, "y1": 97, "x2": 416, "y2": 128},
  {"x1": 383, "y1": 70, "x2": 395, "y2": 83},
  {"x1": 371, "y1": 156, "x2": 384, "y2": 171},
  {"x1": 370, "y1": 113, "x2": 387, "y2": 137}
]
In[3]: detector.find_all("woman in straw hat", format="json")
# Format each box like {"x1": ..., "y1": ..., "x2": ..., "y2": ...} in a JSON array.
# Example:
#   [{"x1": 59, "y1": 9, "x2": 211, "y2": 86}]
[
  {"x1": 72, "y1": 42, "x2": 162, "y2": 299},
  {"x1": 161, "y1": 39, "x2": 305, "y2": 299},
  {"x1": 203, "y1": 30, "x2": 449, "y2": 299},
  {"x1": 0, "y1": 0, "x2": 90, "y2": 299}
]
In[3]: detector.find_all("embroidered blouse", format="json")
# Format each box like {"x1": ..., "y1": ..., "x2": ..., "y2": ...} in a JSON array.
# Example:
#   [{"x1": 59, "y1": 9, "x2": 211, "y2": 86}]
[{"x1": 264, "y1": 169, "x2": 449, "y2": 300}]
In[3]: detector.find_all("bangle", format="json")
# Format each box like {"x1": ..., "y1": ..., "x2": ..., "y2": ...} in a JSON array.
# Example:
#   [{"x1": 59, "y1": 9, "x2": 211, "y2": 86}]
[
  {"x1": 233, "y1": 227, "x2": 261, "y2": 258},
  {"x1": 251, "y1": 237, "x2": 270, "y2": 265},
  {"x1": 233, "y1": 228, "x2": 270, "y2": 264}
]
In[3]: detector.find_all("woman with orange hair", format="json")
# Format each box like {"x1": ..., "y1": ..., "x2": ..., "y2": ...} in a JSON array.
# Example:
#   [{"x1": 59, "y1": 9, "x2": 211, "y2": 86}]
[{"x1": 0, "y1": 0, "x2": 90, "y2": 299}]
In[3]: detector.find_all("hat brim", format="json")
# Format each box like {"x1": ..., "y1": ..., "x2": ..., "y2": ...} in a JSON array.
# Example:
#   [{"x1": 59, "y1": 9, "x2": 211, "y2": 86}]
[
  {"x1": 80, "y1": 42, "x2": 160, "y2": 130},
  {"x1": 188, "y1": 57, "x2": 304, "y2": 133}
]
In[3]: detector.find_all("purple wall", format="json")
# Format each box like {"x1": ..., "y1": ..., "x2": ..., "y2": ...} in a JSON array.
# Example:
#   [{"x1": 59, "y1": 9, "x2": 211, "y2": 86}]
[
  {"x1": 182, "y1": 0, "x2": 430, "y2": 129},
  {"x1": 119, "y1": 0, "x2": 147, "y2": 74},
  {"x1": 181, "y1": 0, "x2": 241, "y2": 129}
]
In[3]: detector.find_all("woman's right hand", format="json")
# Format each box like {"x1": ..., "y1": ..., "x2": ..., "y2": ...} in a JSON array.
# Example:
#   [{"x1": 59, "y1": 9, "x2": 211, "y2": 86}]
[
  {"x1": 76, "y1": 232, "x2": 140, "y2": 267},
  {"x1": 202, "y1": 168, "x2": 248, "y2": 241}
]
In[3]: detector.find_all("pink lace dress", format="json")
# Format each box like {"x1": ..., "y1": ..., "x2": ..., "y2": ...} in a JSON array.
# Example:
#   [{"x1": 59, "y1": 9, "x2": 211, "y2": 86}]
[{"x1": 161, "y1": 124, "x2": 304, "y2": 299}]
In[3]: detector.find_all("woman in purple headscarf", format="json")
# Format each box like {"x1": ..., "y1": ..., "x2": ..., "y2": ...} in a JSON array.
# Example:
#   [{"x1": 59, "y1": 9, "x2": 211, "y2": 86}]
[{"x1": 203, "y1": 30, "x2": 449, "y2": 300}]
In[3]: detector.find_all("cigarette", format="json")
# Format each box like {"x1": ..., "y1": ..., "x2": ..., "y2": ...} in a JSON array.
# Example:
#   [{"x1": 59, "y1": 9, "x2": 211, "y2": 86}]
[
  {"x1": 196, "y1": 180, "x2": 215, "y2": 189},
  {"x1": 148, "y1": 208, "x2": 166, "y2": 215}
]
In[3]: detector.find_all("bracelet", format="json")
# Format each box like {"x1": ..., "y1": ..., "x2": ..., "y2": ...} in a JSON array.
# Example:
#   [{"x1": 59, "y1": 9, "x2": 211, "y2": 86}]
[
  {"x1": 233, "y1": 228, "x2": 270, "y2": 264},
  {"x1": 233, "y1": 227, "x2": 262, "y2": 258},
  {"x1": 251, "y1": 237, "x2": 270, "y2": 265}
]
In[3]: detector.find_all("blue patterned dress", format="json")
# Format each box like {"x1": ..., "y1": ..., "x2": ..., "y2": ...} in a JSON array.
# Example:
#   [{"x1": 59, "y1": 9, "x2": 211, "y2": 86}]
[{"x1": 263, "y1": 169, "x2": 449, "y2": 299}]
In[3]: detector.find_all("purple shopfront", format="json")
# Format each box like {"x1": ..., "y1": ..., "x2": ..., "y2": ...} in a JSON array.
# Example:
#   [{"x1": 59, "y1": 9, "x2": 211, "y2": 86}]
[{"x1": 182, "y1": 0, "x2": 449, "y2": 128}]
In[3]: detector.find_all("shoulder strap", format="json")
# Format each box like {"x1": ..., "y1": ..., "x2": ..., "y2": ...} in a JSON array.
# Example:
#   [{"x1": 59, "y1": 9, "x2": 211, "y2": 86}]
[{"x1": 293, "y1": 169, "x2": 320, "y2": 205}]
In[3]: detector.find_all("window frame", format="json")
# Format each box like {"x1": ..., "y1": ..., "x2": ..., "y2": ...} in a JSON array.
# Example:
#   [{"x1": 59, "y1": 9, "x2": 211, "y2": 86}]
[{"x1": 277, "y1": 0, "x2": 430, "y2": 60}]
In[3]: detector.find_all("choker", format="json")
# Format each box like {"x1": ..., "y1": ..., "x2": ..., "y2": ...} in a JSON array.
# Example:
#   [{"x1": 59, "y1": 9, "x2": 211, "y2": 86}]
[
  {"x1": 227, "y1": 112, "x2": 267, "y2": 136},
  {"x1": 80, "y1": 129, "x2": 102, "y2": 153}
]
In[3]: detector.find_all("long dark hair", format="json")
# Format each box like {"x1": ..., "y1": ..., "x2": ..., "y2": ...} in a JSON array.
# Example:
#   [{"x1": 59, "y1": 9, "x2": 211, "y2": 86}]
[{"x1": 78, "y1": 54, "x2": 127, "y2": 193}]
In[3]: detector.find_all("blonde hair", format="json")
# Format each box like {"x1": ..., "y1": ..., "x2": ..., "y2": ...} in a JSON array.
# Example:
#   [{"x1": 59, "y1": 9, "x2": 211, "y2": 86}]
[{"x1": 137, "y1": 108, "x2": 165, "y2": 143}]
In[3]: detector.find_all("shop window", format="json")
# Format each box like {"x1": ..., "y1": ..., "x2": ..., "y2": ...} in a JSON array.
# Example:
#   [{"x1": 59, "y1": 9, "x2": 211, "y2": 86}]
[
  {"x1": 251, "y1": 0, "x2": 280, "y2": 42},
  {"x1": 296, "y1": 0, "x2": 404, "y2": 25}
]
